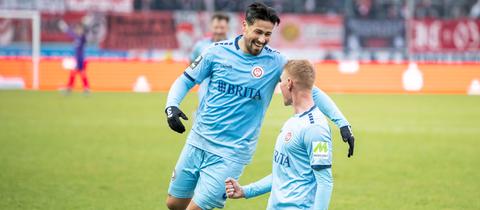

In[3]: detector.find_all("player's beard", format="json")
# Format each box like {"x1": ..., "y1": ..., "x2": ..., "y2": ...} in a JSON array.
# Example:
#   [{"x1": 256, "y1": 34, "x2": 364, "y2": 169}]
[{"x1": 246, "y1": 38, "x2": 266, "y2": 56}]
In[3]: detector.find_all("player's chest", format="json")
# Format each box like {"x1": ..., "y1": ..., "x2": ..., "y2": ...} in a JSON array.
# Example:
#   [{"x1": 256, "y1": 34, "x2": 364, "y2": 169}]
[
  {"x1": 211, "y1": 57, "x2": 277, "y2": 85},
  {"x1": 275, "y1": 122, "x2": 303, "y2": 153}
]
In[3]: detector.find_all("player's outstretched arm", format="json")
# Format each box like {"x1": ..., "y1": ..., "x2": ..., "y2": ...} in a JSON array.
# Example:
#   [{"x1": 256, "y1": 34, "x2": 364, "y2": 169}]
[
  {"x1": 165, "y1": 44, "x2": 213, "y2": 133},
  {"x1": 165, "y1": 75, "x2": 195, "y2": 133},
  {"x1": 312, "y1": 86, "x2": 349, "y2": 127},
  {"x1": 58, "y1": 20, "x2": 80, "y2": 39},
  {"x1": 58, "y1": 20, "x2": 68, "y2": 32},
  {"x1": 312, "y1": 86, "x2": 355, "y2": 157},
  {"x1": 225, "y1": 174, "x2": 273, "y2": 200}
]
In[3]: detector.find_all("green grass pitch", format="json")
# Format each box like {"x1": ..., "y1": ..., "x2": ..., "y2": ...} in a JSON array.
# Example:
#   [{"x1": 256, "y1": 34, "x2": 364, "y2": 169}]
[{"x1": 1, "y1": 90, "x2": 479, "y2": 210}]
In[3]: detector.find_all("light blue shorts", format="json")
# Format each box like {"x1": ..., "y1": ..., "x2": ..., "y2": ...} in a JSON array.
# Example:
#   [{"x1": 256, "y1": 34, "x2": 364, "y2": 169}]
[{"x1": 168, "y1": 144, "x2": 245, "y2": 209}]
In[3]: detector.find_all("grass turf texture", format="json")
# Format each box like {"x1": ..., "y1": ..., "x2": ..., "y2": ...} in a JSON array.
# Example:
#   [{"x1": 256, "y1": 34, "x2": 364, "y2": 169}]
[{"x1": 0, "y1": 90, "x2": 479, "y2": 210}]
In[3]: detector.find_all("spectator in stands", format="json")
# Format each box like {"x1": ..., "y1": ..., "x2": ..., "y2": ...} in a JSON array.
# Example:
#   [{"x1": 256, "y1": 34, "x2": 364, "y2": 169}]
[
  {"x1": 354, "y1": 0, "x2": 375, "y2": 19},
  {"x1": 470, "y1": 0, "x2": 480, "y2": 18},
  {"x1": 133, "y1": 0, "x2": 153, "y2": 11},
  {"x1": 450, "y1": 4, "x2": 467, "y2": 19},
  {"x1": 58, "y1": 20, "x2": 90, "y2": 95},
  {"x1": 189, "y1": 13, "x2": 230, "y2": 102},
  {"x1": 386, "y1": 3, "x2": 403, "y2": 19},
  {"x1": 415, "y1": 0, "x2": 441, "y2": 18},
  {"x1": 152, "y1": 0, "x2": 179, "y2": 10}
]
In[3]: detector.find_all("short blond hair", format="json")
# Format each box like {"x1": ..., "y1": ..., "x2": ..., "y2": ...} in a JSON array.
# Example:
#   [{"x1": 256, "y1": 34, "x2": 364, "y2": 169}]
[{"x1": 284, "y1": 60, "x2": 316, "y2": 90}]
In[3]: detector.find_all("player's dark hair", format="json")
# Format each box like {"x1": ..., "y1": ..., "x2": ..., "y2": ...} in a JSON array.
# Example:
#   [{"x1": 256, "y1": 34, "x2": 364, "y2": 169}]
[
  {"x1": 211, "y1": 13, "x2": 230, "y2": 23},
  {"x1": 245, "y1": 2, "x2": 280, "y2": 26}
]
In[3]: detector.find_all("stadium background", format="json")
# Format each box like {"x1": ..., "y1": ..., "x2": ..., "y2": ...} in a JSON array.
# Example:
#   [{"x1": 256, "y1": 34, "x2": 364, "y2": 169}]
[{"x1": 1, "y1": 0, "x2": 479, "y2": 210}]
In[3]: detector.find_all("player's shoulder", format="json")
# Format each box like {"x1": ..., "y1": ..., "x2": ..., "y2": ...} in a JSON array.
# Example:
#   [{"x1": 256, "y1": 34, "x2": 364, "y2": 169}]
[
  {"x1": 212, "y1": 38, "x2": 235, "y2": 49},
  {"x1": 263, "y1": 44, "x2": 282, "y2": 55},
  {"x1": 261, "y1": 44, "x2": 282, "y2": 58},
  {"x1": 263, "y1": 44, "x2": 286, "y2": 65},
  {"x1": 302, "y1": 123, "x2": 331, "y2": 144},
  {"x1": 201, "y1": 38, "x2": 235, "y2": 56},
  {"x1": 297, "y1": 107, "x2": 329, "y2": 131}
]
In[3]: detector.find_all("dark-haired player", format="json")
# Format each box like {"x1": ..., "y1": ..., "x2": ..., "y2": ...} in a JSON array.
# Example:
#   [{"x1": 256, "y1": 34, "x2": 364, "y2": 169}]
[{"x1": 164, "y1": 3, "x2": 355, "y2": 210}]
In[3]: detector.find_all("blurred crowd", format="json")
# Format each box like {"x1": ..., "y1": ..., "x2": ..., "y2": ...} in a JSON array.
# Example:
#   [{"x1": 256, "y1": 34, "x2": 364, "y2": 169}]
[
  {"x1": 133, "y1": 0, "x2": 480, "y2": 19},
  {"x1": 2, "y1": 0, "x2": 480, "y2": 62},
  {"x1": 134, "y1": 0, "x2": 343, "y2": 14}
]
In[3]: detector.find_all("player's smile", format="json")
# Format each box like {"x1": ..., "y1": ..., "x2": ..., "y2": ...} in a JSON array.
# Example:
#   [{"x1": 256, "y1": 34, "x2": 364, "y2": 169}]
[{"x1": 252, "y1": 39, "x2": 266, "y2": 50}]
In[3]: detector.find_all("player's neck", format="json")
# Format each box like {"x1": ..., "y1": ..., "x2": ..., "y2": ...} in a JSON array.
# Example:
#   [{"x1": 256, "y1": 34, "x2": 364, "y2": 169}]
[
  {"x1": 292, "y1": 90, "x2": 314, "y2": 114},
  {"x1": 212, "y1": 35, "x2": 226, "y2": 42},
  {"x1": 238, "y1": 37, "x2": 249, "y2": 54}
]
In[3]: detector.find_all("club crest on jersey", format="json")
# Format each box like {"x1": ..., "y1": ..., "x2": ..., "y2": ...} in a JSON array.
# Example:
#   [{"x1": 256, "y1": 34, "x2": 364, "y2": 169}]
[
  {"x1": 251, "y1": 66, "x2": 264, "y2": 78},
  {"x1": 190, "y1": 55, "x2": 203, "y2": 69},
  {"x1": 284, "y1": 131, "x2": 292, "y2": 143}
]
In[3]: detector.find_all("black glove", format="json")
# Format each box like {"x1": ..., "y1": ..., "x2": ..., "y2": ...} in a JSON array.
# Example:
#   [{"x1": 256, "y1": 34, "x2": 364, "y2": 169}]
[
  {"x1": 340, "y1": 126, "x2": 355, "y2": 158},
  {"x1": 165, "y1": 106, "x2": 188, "y2": 133}
]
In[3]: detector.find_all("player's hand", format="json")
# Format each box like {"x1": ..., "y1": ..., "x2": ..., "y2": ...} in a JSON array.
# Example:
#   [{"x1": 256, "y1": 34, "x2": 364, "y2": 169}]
[
  {"x1": 165, "y1": 106, "x2": 188, "y2": 133},
  {"x1": 340, "y1": 126, "x2": 355, "y2": 158},
  {"x1": 58, "y1": 20, "x2": 68, "y2": 32},
  {"x1": 225, "y1": 177, "x2": 245, "y2": 199}
]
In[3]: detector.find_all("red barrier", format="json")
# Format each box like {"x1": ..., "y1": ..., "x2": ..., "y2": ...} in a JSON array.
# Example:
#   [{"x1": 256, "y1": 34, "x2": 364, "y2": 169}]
[
  {"x1": 0, "y1": 58, "x2": 479, "y2": 94},
  {"x1": 101, "y1": 12, "x2": 178, "y2": 50}
]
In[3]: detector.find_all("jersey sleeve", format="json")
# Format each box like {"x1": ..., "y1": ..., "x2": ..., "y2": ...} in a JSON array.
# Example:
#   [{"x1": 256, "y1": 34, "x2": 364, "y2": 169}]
[
  {"x1": 312, "y1": 86, "x2": 350, "y2": 128},
  {"x1": 184, "y1": 45, "x2": 214, "y2": 84},
  {"x1": 242, "y1": 174, "x2": 272, "y2": 199},
  {"x1": 303, "y1": 125, "x2": 332, "y2": 170},
  {"x1": 276, "y1": 52, "x2": 288, "y2": 77},
  {"x1": 312, "y1": 169, "x2": 333, "y2": 210},
  {"x1": 165, "y1": 75, "x2": 196, "y2": 107},
  {"x1": 189, "y1": 42, "x2": 202, "y2": 63}
]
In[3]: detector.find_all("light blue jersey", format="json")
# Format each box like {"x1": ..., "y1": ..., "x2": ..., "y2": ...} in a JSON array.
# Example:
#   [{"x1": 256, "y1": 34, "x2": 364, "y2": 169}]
[
  {"x1": 182, "y1": 35, "x2": 286, "y2": 164},
  {"x1": 243, "y1": 106, "x2": 333, "y2": 210},
  {"x1": 167, "y1": 35, "x2": 349, "y2": 164},
  {"x1": 166, "y1": 35, "x2": 347, "y2": 209},
  {"x1": 190, "y1": 38, "x2": 214, "y2": 102},
  {"x1": 268, "y1": 106, "x2": 333, "y2": 209}
]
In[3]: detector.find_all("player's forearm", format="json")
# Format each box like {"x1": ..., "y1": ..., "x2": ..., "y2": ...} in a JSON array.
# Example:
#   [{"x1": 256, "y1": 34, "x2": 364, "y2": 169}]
[
  {"x1": 65, "y1": 27, "x2": 79, "y2": 39},
  {"x1": 243, "y1": 174, "x2": 272, "y2": 199},
  {"x1": 313, "y1": 169, "x2": 333, "y2": 210},
  {"x1": 165, "y1": 74, "x2": 196, "y2": 108},
  {"x1": 312, "y1": 86, "x2": 350, "y2": 128}
]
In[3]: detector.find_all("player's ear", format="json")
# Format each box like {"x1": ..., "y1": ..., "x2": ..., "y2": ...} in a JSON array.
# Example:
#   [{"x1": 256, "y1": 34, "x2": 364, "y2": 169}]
[
  {"x1": 241, "y1": 20, "x2": 247, "y2": 33},
  {"x1": 287, "y1": 78, "x2": 293, "y2": 91}
]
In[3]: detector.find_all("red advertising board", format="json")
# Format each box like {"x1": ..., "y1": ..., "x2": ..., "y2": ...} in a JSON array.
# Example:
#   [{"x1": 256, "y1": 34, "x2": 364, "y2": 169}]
[
  {"x1": 269, "y1": 15, "x2": 343, "y2": 50},
  {"x1": 101, "y1": 12, "x2": 178, "y2": 50},
  {"x1": 409, "y1": 19, "x2": 480, "y2": 52}
]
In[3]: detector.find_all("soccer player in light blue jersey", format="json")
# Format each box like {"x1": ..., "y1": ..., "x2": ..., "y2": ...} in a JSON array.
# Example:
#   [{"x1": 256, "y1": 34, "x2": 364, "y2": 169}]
[
  {"x1": 190, "y1": 13, "x2": 230, "y2": 102},
  {"x1": 164, "y1": 3, "x2": 354, "y2": 210},
  {"x1": 225, "y1": 60, "x2": 335, "y2": 210}
]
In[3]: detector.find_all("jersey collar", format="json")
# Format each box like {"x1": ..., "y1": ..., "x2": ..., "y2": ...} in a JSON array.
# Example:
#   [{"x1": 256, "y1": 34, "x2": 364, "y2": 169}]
[
  {"x1": 234, "y1": 35, "x2": 242, "y2": 50},
  {"x1": 298, "y1": 105, "x2": 317, "y2": 118}
]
